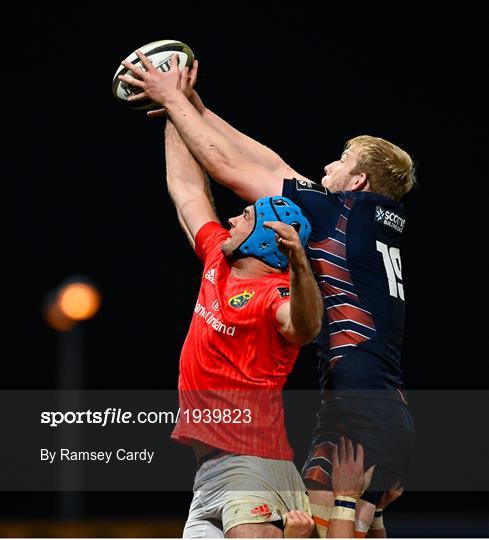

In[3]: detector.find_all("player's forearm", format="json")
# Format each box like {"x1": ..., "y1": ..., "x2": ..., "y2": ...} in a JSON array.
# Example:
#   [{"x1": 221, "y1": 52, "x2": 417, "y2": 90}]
[
  {"x1": 164, "y1": 92, "x2": 246, "y2": 183},
  {"x1": 328, "y1": 496, "x2": 359, "y2": 538},
  {"x1": 366, "y1": 510, "x2": 386, "y2": 537},
  {"x1": 164, "y1": 120, "x2": 209, "y2": 205},
  {"x1": 198, "y1": 105, "x2": 287, "y2": 172},
  {"x1": 289, "y1": 253, "x2": 323, "y2": 343}
]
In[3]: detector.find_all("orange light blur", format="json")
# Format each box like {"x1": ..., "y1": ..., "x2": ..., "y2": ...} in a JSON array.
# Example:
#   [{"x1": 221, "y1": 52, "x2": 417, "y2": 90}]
[
  {"x1": 58, "y1": 283, "x2": 101, "y2": 321},
  {"x1": 44, "y1": 302, "x2": 76, "y2": 332}
]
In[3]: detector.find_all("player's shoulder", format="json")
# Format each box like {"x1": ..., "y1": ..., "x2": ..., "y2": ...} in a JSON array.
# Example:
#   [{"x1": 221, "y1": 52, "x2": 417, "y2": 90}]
[
  {"x1": 348, "y1": 190, "x2": 401, "y2": 203},
  {"x1": 284, "y1": 177, "x2": 334, "y2": 198},
  {"x1": 347, "y1": 191, "x2": 405, "y2": 215},
  {"x1": 347, "y1": 192, "x2": 407, "y2": 235},
  {"x1": 288, "y1": 177, "x2": 327, "y2": 193},
  {"x1": 195, "y1": 221, "x2": 230, "y2": 263},
  {"x1": 283, "y1": 178, "x2": 345, "y2": 208},
  {"x1": 258, "y1": 273, "x2": 292, "y2": 304},
  {"x1": 196, "y1": 220, "x2": 229, "y2": 241}
]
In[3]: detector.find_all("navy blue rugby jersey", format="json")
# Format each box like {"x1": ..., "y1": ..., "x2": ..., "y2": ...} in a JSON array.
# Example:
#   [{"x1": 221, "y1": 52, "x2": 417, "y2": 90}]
[{"x1": 283, "y1": 178, "x2": 408, "y2": 398}]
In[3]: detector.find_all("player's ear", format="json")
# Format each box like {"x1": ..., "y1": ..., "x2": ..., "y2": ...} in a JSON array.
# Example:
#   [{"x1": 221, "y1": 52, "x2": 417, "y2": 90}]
[{"x1": 351, "y1": 172, "x2": 369, "y2": 192}]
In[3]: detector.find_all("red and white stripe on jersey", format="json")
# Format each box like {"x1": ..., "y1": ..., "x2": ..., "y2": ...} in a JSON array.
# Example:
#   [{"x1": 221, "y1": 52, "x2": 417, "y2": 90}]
[{"x1": 308, "y1": 198, "x2": 376, "y2": 360}]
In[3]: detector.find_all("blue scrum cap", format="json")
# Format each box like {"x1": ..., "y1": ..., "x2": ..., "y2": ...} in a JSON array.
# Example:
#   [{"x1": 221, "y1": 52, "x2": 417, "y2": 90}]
[{"x1": 234, "y1": 196, "x2": 311, "y2": 269}]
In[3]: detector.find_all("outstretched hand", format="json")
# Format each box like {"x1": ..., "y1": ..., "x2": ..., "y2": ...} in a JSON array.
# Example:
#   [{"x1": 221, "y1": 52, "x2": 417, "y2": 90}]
[
  {"x1": 147, "y1": 59, "x2": 199, "y2": 118},
  {"x1": 118, "y1": 51, "x2": 198, "y2": 116}
]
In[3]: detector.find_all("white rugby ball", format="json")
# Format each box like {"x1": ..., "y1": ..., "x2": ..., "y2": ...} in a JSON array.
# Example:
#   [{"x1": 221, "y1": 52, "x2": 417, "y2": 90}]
[{"x1": 112, "y1": 39, "x2": 194, "y2": 110}]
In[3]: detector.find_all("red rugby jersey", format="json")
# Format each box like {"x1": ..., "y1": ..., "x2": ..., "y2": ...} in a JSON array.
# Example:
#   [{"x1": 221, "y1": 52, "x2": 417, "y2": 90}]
[{"x1": 171, "y1": 221, "x2": 300, "y2": 459}]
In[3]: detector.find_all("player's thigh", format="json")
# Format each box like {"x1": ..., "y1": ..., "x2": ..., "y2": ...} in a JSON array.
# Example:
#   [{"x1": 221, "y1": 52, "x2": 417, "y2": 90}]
[
  {"x1": 184, "y1": 517, "x2": 224, "y2": 538},
  {"x1": 214, "y1": 455, "x2": 308, "y2": 534},
  {"x1": 308, "y1": 489, "x2": 334, "y2": 508},
  {"x1": 226, "y1": 522, "x2": 282, "y2": 538}
]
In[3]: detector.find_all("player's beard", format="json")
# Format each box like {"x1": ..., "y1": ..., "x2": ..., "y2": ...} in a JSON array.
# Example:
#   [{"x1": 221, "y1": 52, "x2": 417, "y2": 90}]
[
  {"x1": 327, "y1": 174, "x2": 353, "y2": 193},
  {"x1": 221, "y1": 238, "x2": 235, "y2": 259}
]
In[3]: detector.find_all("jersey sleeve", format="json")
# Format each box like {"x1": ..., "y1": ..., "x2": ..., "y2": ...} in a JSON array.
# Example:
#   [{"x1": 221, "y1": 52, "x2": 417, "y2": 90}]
[
  {"x1": 269, "y1": 286, "x2": 292, "y2": 332},
  {"x1": 194, "y1": 221, "x2": 230, "y2": 262},
  {"x1": 282, "y1": 178, "x2": 344, "y2": 241}
]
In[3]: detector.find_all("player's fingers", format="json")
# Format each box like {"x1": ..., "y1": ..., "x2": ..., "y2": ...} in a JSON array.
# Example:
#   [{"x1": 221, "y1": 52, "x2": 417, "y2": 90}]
[
  {"x1": 283, "y1": 511, "x2": 295, "y2": 526},
  {"x1": 346, "y1": 438, "x2": 355, "y2": 463},
  {"x1": 263, "y1": 221, "x2": 292, "y2": 237},
  {"x1": 288, "y1": 510, "x2": 299, "y2": 520},
  {"x1": 121, "y1": 60, "x2": 147, "y2": 79},
  {"x1": 134, "y1": 49, "x2": 154, "y2": 71},
  {"x1": 127, "y1": 91, "x2": 148, "y2": 102},
  {"x1": 339, "y1": 436, "x2": 346, "y2": 463},
  {"x1": 263, "y1": 221, "x2": 282, "y2": 233},
  {"x1": 332, "y1": 443, "x2": 339, "y2": 467},
  {"x1": 118, "y1": 74, "x2": 145, "y2": 89},
  {"x1": 180, "y1": 66, "x2": 190, "y2": 92},
  {"x1": 364, "y1": 465, "x2": 375, "y2": 491},
  {"x1": 171, "y1": 53, "x2": 180, "y2": 70},
  {"x1": 276, "y1": 237, "x2": 295, "y2": 248},
  {"x1": 355, "y1": 443, "x2": 364, "y2": 465},
  {"x1": 147, "y1": 108, "x2": 167, "y2": 118},
  {"x1": 189, "y1": 59, "x2": 198, "y2": 88},
  {"x1": 298, "y1": 511, "x2": 311, "y2": 522}
]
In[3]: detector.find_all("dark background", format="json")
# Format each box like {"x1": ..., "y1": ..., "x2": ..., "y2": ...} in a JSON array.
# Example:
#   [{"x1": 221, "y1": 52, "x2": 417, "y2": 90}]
[{"x1": 6, "y1": 3, "x2": 488, "y2": 537}]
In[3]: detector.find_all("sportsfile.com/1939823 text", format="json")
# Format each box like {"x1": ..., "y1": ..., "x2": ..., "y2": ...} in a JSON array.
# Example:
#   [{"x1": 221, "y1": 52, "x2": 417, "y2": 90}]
[{"x1": 40, "y1": 408, "x2": 252, "y2": 427}]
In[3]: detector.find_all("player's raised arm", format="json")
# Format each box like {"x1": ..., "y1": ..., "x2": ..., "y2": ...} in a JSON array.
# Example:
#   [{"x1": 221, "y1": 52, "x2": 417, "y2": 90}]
[
  {"x1": 120, "y1": 52, "x2": 311, "y2": 202},
  {"x1": 164, "y1": 119, "x2": 219, "y2": 248},
  {"x1": 186, "y1": 85, "x2": 303, "y2": 178},
  {"x1": 265, "y1": 221, "x2": 323, "y2": 346},
  {"x1": 150, "y1": 61, "x2": 296, "y2": 178}
]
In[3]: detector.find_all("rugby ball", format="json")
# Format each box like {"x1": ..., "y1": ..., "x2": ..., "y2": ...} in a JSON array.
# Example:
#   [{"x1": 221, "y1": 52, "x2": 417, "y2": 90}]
[{"x1": 112, "y1": 40, "x2": 194, "y2": 110}]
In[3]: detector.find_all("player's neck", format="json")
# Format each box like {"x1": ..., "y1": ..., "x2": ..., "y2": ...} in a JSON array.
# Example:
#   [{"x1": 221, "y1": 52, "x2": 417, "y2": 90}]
[{"x1": 230, "y1": 258, "x2": 281, "y2": 279}]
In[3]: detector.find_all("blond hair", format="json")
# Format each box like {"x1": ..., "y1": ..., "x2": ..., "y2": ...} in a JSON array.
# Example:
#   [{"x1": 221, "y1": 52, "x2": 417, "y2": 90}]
[{"x1": 346, "y1": 135, "x2": 415, "y2": 201}]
